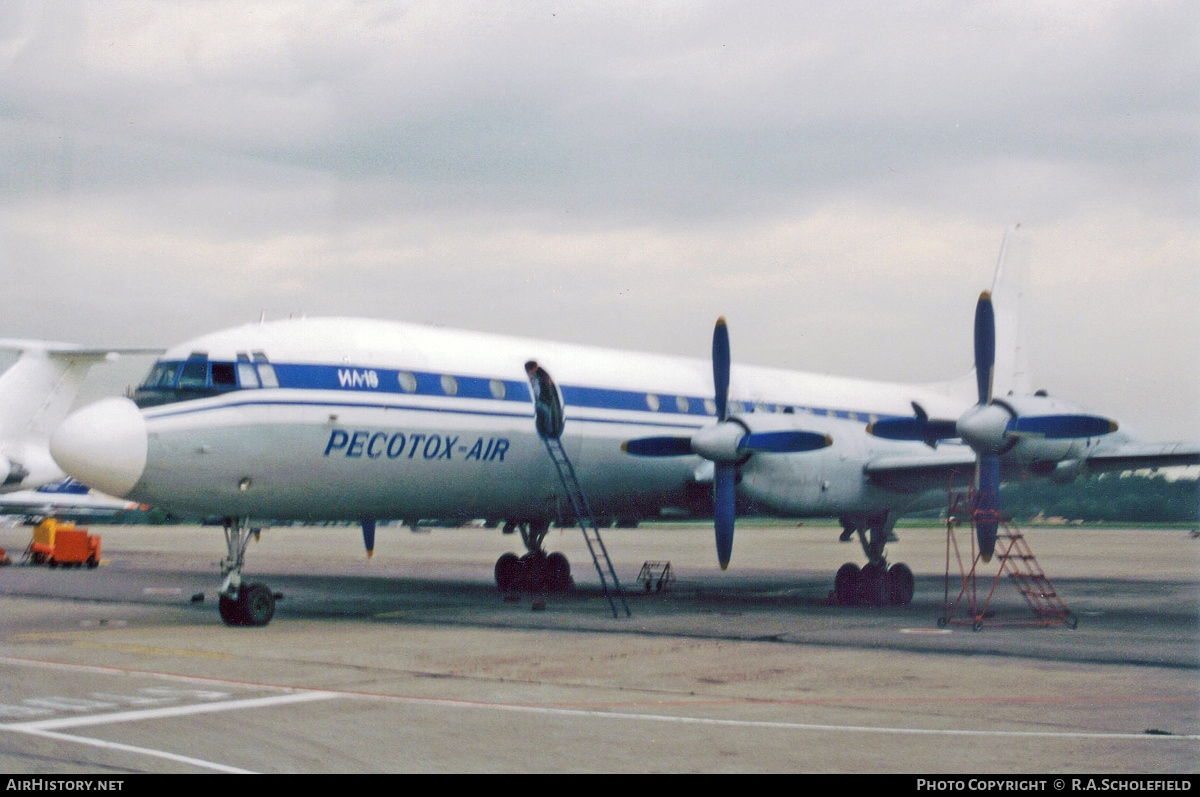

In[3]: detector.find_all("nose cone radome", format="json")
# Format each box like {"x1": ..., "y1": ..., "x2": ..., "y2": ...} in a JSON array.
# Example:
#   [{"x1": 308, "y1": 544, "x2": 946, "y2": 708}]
[{"x1": 50, "y1": 397, "x2": 147, "y2": 498}]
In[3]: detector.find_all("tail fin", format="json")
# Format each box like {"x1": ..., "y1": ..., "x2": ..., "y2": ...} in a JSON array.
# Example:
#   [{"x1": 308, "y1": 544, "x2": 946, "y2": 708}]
[
  {"x1": 927, "y1": 227, "x2": 1033, "y2": 404},
  {"x1": 0, "y1": 340, "x2": 160, "y2": 464},
  {"x1": 989, "y1": 226, "x2": 1033, "y2": 398}
]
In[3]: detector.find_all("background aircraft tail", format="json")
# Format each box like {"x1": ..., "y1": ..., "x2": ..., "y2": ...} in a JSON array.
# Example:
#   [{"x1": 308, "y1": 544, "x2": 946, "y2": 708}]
[
  {"x1": 929, "y1": 226, "x2": 1033, "y2": 403},
  {"x1": 0, "y1": 340, "x2": 160, "y2": 489},
  {"x1": 988, "y1": 225, "x2": 1033, "y2": 399}
]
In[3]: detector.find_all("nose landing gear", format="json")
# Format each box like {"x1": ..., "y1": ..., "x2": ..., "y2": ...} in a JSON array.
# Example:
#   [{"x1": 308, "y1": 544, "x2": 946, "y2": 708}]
[{"x1": 217, "y1": 518, "x2": 276, "y2": 627}]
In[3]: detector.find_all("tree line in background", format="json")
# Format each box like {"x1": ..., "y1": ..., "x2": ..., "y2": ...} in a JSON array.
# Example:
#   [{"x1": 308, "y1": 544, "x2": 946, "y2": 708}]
[{"x1": 1000, "y1": 472, "x2": 1199, "y2": 525}]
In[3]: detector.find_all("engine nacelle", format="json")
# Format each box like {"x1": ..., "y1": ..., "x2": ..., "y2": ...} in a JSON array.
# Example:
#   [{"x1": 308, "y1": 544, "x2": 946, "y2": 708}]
[{"x1": 959, "y1": 394, "x2": 1116, "y2": 465}]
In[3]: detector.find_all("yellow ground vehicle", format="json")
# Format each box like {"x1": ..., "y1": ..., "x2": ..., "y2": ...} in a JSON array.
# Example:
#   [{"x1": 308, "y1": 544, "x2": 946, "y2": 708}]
[{"x1": 27, "y1": 518, "x2": 101, "y2": 568}]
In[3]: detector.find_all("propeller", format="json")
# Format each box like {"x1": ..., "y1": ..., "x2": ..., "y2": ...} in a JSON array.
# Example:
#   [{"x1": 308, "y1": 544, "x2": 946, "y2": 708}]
[
  {"x1": 969, "y1": 292, "x2": 1003, "y2": 560},
  {"x1": 622, "y1": 318, "x2": 831, "y2": 569},
  {"x1": 865, "y1": 290, "x2": 1117, "y2": 560}
]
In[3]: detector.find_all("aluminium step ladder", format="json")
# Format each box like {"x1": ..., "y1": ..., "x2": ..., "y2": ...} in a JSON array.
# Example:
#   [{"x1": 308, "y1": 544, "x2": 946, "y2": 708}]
[{"x1": 541, "y1": 435, "x2": 631, "y2": 618}]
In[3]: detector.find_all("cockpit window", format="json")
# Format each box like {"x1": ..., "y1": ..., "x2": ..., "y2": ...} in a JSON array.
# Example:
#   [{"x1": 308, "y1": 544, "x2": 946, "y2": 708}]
[
  {"x1": 178, "y1": 357, "x2": 209, "y2": 389},
  {"x1": 237, "y1": 362, "x2": 260, "y2": 388},
  {"x1": 251, "y1": 352, "x2": 279, "y2": 389},
  {"x1": 211, "y1": 362, "x2": 237, "y2": 387},
  {"x1": 133, "y1": 354, "x2": 252, "y2": 408}
]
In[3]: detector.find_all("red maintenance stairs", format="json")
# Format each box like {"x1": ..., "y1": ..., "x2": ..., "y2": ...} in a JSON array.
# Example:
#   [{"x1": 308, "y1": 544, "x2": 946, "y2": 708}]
[{"x1": 939, "y1": 490, "x2": 1076, "y2": 631}]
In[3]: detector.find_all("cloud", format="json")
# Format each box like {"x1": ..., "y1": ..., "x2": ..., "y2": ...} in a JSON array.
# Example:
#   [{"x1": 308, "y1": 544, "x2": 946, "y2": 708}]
[{"x1": 0, "y1": 1, "x2": 1195, "y2": 441}]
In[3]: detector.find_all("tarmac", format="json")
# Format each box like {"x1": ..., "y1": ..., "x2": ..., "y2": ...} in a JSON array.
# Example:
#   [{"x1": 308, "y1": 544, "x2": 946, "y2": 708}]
[{"x1": 0, "y1": 520, "x2": 1196, "y2": 773}]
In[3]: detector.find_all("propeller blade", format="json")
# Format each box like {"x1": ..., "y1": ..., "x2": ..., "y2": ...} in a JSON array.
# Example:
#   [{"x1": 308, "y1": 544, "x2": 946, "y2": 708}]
[
  {"x1": 740, "y1": 430, "x2": 832, "y2": 453},
  {"x1": 714, "y1": 462, "x2": 736, "y2": 570},
  {"x1": 713, "y1": 317, "x2": 731, "y2": 421},
  {"x1": 975, "y1": 453, "x2": 1001, "y2": 561},
  {"x1": 974, "y1": 291, "x2": 996, "y2": 406},
  {"x1": 867, "y1": 417, "x2": 960, "y2": 445},
  {"x1": 1007, "y1": 414, "x2": 1118, "y2": 439},
  {"x1": 362, "y1": 519, "x2": 376, "y2": 559},
  {"x1": 621, "y1": 436, "x2": 695, "y2": 457}
]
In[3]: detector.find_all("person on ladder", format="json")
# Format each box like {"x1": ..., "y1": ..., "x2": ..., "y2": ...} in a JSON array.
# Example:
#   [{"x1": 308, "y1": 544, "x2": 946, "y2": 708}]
[{"x1": 525, "y1": 360, "x2": 564, "y2": 439}]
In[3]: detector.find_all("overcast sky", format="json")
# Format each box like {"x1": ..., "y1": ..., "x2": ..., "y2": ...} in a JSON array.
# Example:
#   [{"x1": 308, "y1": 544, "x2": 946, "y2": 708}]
[{"x1": 1, "y1": 1, "x2": 1196, "y2": 442}]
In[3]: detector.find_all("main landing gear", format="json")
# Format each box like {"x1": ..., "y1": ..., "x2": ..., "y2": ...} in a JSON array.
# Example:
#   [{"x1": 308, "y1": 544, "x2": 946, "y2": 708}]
[
  {"x1": 494, "y1": 520, "x2": 573, "y2": 594},
  {"x1": 217, "y1": 517, "x2": 276, "y2": 626},
  {"x1": 833, "y1": 513, "x2": 914, "y2": 607}
]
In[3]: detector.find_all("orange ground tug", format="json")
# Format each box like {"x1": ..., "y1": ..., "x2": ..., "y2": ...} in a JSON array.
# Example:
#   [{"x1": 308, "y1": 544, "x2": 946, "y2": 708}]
[{"x1": 26, "y1": 518, "x2": 101, "y2": 568}]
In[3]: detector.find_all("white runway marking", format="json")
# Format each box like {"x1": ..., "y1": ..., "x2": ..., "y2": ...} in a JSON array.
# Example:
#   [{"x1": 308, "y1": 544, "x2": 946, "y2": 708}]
[
  {"x1": 6, "y1": 691, "x2": 340, "y2": 732},
  {"x1": 0, "y1": 656, "x2": 341, "y2": 773},
  {"x1": 1, "y1": 653, "x2": 1195, "y2": 775},
  {"x1": 349, "y1": 692, "x2": 1200, "y2": 742},
  {"x1": 8, "y1": 727, "x2": 258, "y2": 774}
]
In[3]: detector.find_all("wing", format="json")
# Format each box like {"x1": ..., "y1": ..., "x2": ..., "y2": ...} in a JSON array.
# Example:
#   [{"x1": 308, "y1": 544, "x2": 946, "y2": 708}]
[
  {"x1": 864, "y1": 449, "x2": 980, "y2": 494},
  {"x1": 1080, "y1": 441, "x2": 1199, "y2": 474},
  {"x1": 866, "y1": 440, "x2": 1199, "y2": 497}
]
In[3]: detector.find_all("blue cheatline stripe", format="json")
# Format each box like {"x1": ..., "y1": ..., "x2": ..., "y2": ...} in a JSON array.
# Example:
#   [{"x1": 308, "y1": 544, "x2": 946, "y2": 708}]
[
  {"x1": 140, "y1": 360, "x2": 905, "y2": 426},
  {"x1": 143, "y1": 396, "x2": 712, "y2": 432}
]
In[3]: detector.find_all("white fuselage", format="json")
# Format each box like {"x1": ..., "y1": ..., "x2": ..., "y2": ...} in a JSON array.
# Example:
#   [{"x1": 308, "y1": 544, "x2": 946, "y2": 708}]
[{"x1": 51, "y1": 317, "x2": 978, "y2": 524}]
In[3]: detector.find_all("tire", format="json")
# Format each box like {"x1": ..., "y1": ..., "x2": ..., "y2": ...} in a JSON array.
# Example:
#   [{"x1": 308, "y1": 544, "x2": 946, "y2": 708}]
[
  {"x1": 522, "y1": 552, "x2": 548, "y2": 593},
  {"x1": 240, "y1": 584, "x2": 276, "y2": 627},
  {"x1": 834, "y1": 563, "x2": 860, "y2": 606},
  {"x1": 495, "y1": 552, "x2": 521, "y2": 592},
  {"x1": 857, "y1": 562, "x2": 886, "y2": 607},
  {"x1": 219, "y1": 594, "x2": 246, "y2": 626},
  {"x1": 885, "y1": 563, "x2": 915, "y2": 606},
  {"x1": 545, "y1": 552, "x2": 572, "y2": 593}
]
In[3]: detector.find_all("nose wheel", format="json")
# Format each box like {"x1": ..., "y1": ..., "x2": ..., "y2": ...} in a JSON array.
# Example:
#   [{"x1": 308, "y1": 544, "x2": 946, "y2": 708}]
[
  {"x1": 218, "y1": 582, "x2": 276, "y2": 626},
  {"x1": 218, "y1": 518, "x2": 276, "y2": 627}
]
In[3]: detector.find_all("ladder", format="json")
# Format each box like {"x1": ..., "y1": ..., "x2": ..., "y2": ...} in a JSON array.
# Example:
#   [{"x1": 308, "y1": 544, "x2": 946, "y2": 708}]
[
  {"x1": 940, "y1": 491, "x2": 1076, "y2": 630},
  {"x1": 541, "y1": 435, "x2": 631, "y2": 618}
]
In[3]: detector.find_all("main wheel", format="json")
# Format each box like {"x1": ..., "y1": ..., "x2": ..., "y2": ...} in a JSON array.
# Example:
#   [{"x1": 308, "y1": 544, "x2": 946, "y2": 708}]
[
  {"x1": 495, "y1": 552, "x2": 521, "y2": 592},
  {"x1": 545, "y1": 552, "x2": 572, "y2": 592},
  {"x1": 885, "y1": 563, "x2": 915, "y2": 606},
  {"x1": 521, "y1": 552, "x2": 548, "y2": 593},
  {"x1": 240, "y1": 583, "x2": 276, "y2": 627},
  {"x1": 834, "y1": 563, "x2": 860, "y2": 606},
  {"x1": 857, "y1": 562, "x2": 886, "y2": 607}
]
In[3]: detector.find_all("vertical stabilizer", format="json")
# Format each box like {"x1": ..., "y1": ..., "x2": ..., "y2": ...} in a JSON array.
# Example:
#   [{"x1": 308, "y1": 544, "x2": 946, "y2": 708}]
[
  {"x1": 988, "y1": 226, "x2": 1033, "y2": 398},
  {"x1": 0, "y1": 340, "x2": 159, "y2": 490},
  {"x1": 0, "y1": 343, "x2": 105, "y2": 445}
]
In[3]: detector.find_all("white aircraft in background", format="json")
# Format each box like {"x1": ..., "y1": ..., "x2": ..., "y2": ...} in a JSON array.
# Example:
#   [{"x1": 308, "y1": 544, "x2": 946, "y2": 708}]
[
  {"x1": 48, "y1": 230, "x2": 1199, "y2": 626},
  {"x1": 0, "y1": 478, "x2": 142, "y2": 520},
  {"x1": 0, "y1": 339, "x2": 159, "y2": 494}
]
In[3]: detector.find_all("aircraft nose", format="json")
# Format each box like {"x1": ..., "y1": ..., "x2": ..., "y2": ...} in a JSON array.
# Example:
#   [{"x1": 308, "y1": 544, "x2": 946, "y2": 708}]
[{"x1": 50, "y1": 397, "x2": 148, "y2": 498}]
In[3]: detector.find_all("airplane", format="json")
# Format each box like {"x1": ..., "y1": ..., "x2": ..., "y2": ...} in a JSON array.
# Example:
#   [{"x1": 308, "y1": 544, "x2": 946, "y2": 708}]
[
  {"x1": 46, "y1": 229, "x2": 1200, "y2": 626},
  {"x1": 0, "y1": 478, "x2": 143, "y2": 521},
  {"x1": 0, "y1": 339, "x2": 160, "y2": 494}
]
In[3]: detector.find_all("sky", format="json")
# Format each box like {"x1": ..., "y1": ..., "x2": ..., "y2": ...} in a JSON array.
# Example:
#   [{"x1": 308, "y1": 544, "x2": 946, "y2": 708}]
[{"x1": 0, "y1": 1, "x2": 1196, "y2": 442}]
